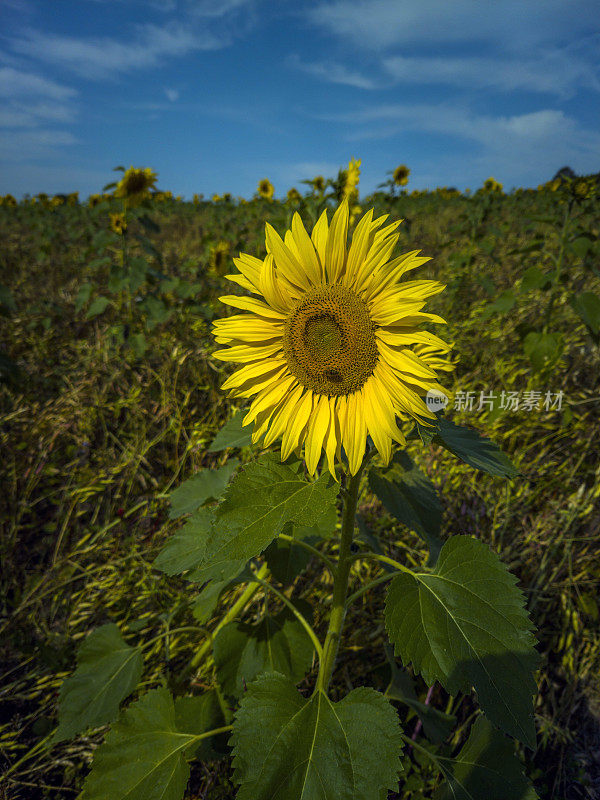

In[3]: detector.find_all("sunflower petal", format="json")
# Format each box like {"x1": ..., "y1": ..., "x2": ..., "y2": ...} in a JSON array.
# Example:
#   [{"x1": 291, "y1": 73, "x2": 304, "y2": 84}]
[
  {"x1": 292, "y1": 212, "x2": 322, "y2": 285},
  {"x1": 325, "y1": 199, "x2": 349, "y2": 283},
  {"x1": 281, "y1": 390, "x2": 314, "y2": 461}
]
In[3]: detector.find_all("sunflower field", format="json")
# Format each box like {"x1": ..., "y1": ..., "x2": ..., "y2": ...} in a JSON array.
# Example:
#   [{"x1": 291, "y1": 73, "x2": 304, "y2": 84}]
[{"x1": 1, "y1": 165, "x2": 599, "y2": 800}]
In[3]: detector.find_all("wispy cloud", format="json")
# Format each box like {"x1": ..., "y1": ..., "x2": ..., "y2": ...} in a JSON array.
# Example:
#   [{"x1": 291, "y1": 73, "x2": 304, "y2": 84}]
[
  {"x1": 0, "y1": 67, "x2": 77, "y2": 131},
  {"x1": 383, "y1": 52, "x2": 600, "y2": 98},
  {"x1": 308, "y1": 0, "x2": 598, "y2": 51},
  {"x1": 164, "y1": 88, "x2": 180, "y2": 102},
  {"x1": 286, "y1": 54, "x2": 377, "y2": 89},
  {"x1": 312, "y1": 101, "x2": 600, "y2": 185},
  {"x1": 0, "y1": 66, "x2": 76, "y2": 100},
  {"x1": 10, "y1": 22, "x2": 224, "y2": 79}
]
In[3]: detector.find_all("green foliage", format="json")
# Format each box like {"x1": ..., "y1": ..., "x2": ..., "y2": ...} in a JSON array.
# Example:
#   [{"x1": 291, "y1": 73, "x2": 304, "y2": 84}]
[
  {"x1": 435, "y1": 717, "x2": 538, "y2": 800},
  {"x1": 384, "y1": 645, "x2": 455, "y2": 744},
  {"x1": 193, "y1": 453, "x2": 337, "y2": 580},
  {"x1": 153, "y1": 508, "x2": 214, "y2": 576},
  {"x1": 54, "y1": 623, "x2": 143, "y2": 742},
  {"x1": 81, "y1": 688, "x2": 199, "y2": 800},
  {"x1": 385, "y1": 535, "x2": 539, "y2": 746},
  {"x1": 523, "y1": 331, "x2": 564, "y2": 371},
  {"x1": 232, "y1": 673, "x2": 403, "y2": 800},
  {"x1": 264, "y1": 537, "x2": 313, "y2": 584},
  {"x1": 174, "y1": 692, "x2": 226, "y2": 760},
  {"x1": 433, "y1": 417, "x2": 519, "y2": 479},
  {"x1": 86, "y1": 296, "x2": 111, "y2": 319},
  {"x1": 569, "y1": 291, "x2": 600, "y2": 340},
  {"x1": 213, "y1": 602, "x2": 315, "y2": 698},
  {"x1": 369, "y1": 451, "x2": 443, "y2": 564},
  {"x1": 208, "y1": 410, "x2": 253, "y2": 451},
  {"x1": 168, "y1": 459, "x2": 239, "y2": 519}
]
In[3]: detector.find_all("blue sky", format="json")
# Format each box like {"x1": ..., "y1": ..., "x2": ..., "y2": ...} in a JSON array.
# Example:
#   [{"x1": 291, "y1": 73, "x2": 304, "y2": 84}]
[{"x1": 1, "y1": 0, "x2": 599, "y2": 199}]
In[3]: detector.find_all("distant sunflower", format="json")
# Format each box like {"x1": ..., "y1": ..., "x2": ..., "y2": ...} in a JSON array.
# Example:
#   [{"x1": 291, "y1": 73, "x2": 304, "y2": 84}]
[
  {"x1": 258, "y1": 179, "x2": 274, "y2": 200},
  {"x1": 287, "y1": 187, "x2": 302, "y2": 203},
  {"x1": 115, "y1": 167, "x2": 157, "y2": 205},
  {"x1": 110, "y1": 212, "x2": 127, "y2": 235},
  {"x1": 393, "y1": 165, "x2": 410, "y2": 186},
  {"x1": 213, "y1": 201, "x2": 452, "y2": 476}
]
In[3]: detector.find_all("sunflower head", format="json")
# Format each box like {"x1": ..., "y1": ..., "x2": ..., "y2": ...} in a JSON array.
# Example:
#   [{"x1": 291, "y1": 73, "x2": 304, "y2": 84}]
[
  {"x1": 393, "y1": 165, "x2": 410, "y2": 186},
  {"x1": 88, "y1": 194, "x2": 102, "y2": 208},
  {"x1": 258, "y1": 179, "x2": 274, "y2": 201},
  {"x1": 210, "y1": 241, "x2": 231, "y2": 276},
  {"x1": 213, "y1": 201, "x2": 453, "y2": 477},
  {"x1": 287, "y1": 187, "x2": 302, "y2": 203},
  {"x1": 110, "y1": 211, "x2": 127, "y2": 235},
  {"x1": 311, "y1": 175, "x2": 326, "y2": 193},
  {"x1": 342, "y1": 158, "x2": 361, "y2": 203},
  {"x1": 1, "y1": 194, "x2": 17, "y2": 207},
  {"x1": 482, "y1": 177, "x2": 503, "y2": 194},
  {"x1": 115, "y1": 167, "x2": 158, "y2": 205}
]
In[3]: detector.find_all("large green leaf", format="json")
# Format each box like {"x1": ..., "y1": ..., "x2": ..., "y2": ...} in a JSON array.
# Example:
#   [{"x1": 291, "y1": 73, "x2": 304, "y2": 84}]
[
  {"x1": 174, "y1": 691, "x2": 226, "y2": 760},
  {"x1": 434, "y1": 417, "x2": 519, "y2": 479},
  {"x1": 54, "y1": 624, "x2": 143, "y2": 742},
  {"x1": 208, "y1": 410, "x2": 253, "y2": 451},
  {"x1": 196, "y1": 454, "x2": 337, "y2": 577},
  {"x1": 385, "y1": 535, "x2": 538, "y2": 747},
  {"x1": 213, "y1": 602, "x2": 315, "y2": 698},
  {"x1": 81, "y1": 688, "x2": 196, "y2": 800},
  {"x1": 435, "y1": 716, "x2": 538, "y2": 799},
  {"x1": 264, "y1": 537, "x2": 313, "y2": 584},
  {"x1": 570, "y1": 291, "x2": 600, "y2": 340},
  {"x1": 383, "y1": 645, "x2": 455, "y2": 744},
  {"x1": 168, "y1": 460, "x2": 239, "y2": 519},
  {"x1": 153, "y1": 508, "x2": 213, "y2": 576},
  {"x1": 523, "y1": 331, "x2": 564, "y2": 372},
  {"x1": 369, "y1": 451, "x2": 443, "y2": 564},
  {"x1": 232, "y1": 673, "x2": 403, "y2": 800}
]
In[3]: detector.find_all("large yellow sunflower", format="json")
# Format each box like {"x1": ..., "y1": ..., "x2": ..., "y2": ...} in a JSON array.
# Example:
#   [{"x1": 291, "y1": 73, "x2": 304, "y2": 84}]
[{"x1": 213, "y1": 201, "x2": 453, "y2": 476}]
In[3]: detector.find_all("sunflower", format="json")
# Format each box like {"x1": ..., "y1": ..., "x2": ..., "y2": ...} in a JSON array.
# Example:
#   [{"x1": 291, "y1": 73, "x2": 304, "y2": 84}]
[
  {"x1": 115, "y1": 167, "x2": 157, "y2": 205},
  {"x1": 109, "y1": 212, "x2": 127, "y2": 235},
  {"x1": 393, "y1": 165, "x2": 410, "y2": 186},
  {"x1": 213, "y1": 201, "x2": 453, "y2": 476},
  {"x1": 258, "y1": 179, "x2": 274, "y2": 200},
  {"x1": 343, "y1": 158, "x2": 361, "y2": 203},
  {"x1": 287, "y1": 187, "x2": 302, "y2": 203}
]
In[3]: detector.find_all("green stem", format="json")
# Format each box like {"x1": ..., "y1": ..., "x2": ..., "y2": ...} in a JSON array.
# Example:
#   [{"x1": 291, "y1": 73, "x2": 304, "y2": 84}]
[
  {"x1": 188, "y1": 562, "x2": 270, "y2": 670},
  {"x1": 277, "y1": 532, "x2": 335, "y2": 574},
  {"x1": 345, "y1": 573, "x2": 397, "y2": 608},
  {"x1": 543, "y1": 201, "x2": 570, "y2": 332},
  {"x1": 315, "y1": 462, "x2": 366, "y2": 694},
  {"x1": 348, "y1": 551, "x2": 415, "y2": 574},
  {"x1": 251, "y1": 572, "x2": 324, "y2": 662}
]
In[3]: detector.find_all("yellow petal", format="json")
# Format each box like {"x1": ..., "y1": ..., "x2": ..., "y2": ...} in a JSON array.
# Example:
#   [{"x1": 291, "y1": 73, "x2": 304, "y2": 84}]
[
  {"x1": 376, "y1": 329, "x2": 451, "y2": 352},
  {"x1": 378, "y1": 341, "x2": 438, "y2": 379},
  {"x1": 344, "y1": 391, "x2": 367, "y2": 475},
  {"x1": 213, "y1": 343, "x2": 283, "y2": 362},
  {"x1": 353, "y1": 233, "x2": 399, "y2": 295},
  {"x1": 305, "y1": 394, "x2": 330, "y2": 475},
  {"x1": 292, "y1": 212, "x2": 322, "y2": 285},
  {"x1": 325, "y1": 198, "x2": 349, "y2": 283},
  {"x1": 281, "y1": 389, "x2": 314, "y2": 461},
  {"x1": 260, "y1": 253, "x2": 293, "y2": 313},
  {"x1": 311, "y1": 209, "x2": 329, "y2": 268},
  {"x1": 323, "y1": 396, "x2": 339, "y2": 479},
  {"x1": 344, "y1": 208, "x2": 374, "y2": 288},
  {"x1": 265, "y1": 222, "x2": 311, "y2": 291},
  {"x1": 263, "y1": 384, "x2": 304, "y2": 447},
  {"x1": 244, "y1": 374, "x2": 298, "y2": 424},
  {"x1": 232, "y1": 253, "x2": 263, "y2": 292},
  {"x1": 218, "y1": 295, "x2": 286, "y2": 319},
  {"x1": 225, "y1": 273, "x2": 260, "y2": 294},
  {"x1": 363, "y1": 380, "x2": 392, "y2": 465}
]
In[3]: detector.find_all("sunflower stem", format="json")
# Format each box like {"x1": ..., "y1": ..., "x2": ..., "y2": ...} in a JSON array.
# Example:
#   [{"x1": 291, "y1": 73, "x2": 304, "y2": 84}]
[{"x1": 315, "y1": 459, "x2": 366, "y2": 694}]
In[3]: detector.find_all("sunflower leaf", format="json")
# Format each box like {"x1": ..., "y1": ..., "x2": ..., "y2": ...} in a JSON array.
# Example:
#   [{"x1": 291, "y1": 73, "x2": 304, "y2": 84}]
[
  {"x1": 433, "y1": 417, "x2": 519, "y2": 479},
  {"x1": 154, "y1": 508, "x2": 213, "y2": 575},
  {"x1": 80, "y1": 688, "x2": 197, "y2": 800},
  {"x1": 208, "y1": 410, "x2": 253, "y2": 451},
  {"x1": 385, "y1": 535, "x2": 539, "y2": 747},
  {"x1": 231, "y1": 673, "x2": 403, "y2": 800},
  {"x1": 368, "y1": 451, "x2": 444, "y2": 565},
  {"x1": 435, "y1": 716, "x2": 538, "y2": 800},
  {"x1": 174, "y1": 692, "x2": 227, "y2": 760},
  {"x1": 213, "y1": 601, "x2": 315, "y2": 698},
  {"x1": 54, "y1": 624, "x2": 143, "y2": 743},
  {"x1": 197, "y1": 454, "x2": 337, "y2": 575},
  {"x1": 168, "y1": 460, "x2": 239, "y2": 519}
]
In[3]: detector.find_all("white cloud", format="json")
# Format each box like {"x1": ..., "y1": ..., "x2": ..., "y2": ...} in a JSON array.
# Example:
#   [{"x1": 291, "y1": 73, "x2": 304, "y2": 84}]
[
  {"x1": 382, "y1": 52, "x2": 600, "y2": 97},
  {"x1": 311, "y1": 102, "x2": 600, "y2": 186},
  {"x1": 0, "y1": 128, "x2": 78, "y2": 161},
  {"x1": 164, "y1": 88, "x2": 180, "y2": 101},
  {"x1": 10, "y1": 22, "x2": 224, "y2": 79},
  {"x1": 308, "y1": 0, "x2": 598, "y2": 52},
  {"x1": 0, "y1": 67, "x2": 77, "y2": 100},
  {"x1": 286, "y1": 54, "x2": 377, "y2": 89}
]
